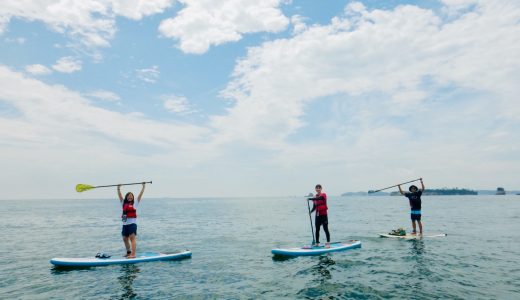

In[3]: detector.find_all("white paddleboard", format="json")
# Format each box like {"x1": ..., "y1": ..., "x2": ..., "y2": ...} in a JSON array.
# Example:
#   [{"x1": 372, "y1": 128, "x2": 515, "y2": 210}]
[
  {"x1": 50, "y1": 250, "x2": 191, "y2": 267},
  {"x1": 379, "y1": 233, "x2": 447, "y2": 239},
  {"x1": 272, "y1": 240, "x2": 361, "y2": 257}
]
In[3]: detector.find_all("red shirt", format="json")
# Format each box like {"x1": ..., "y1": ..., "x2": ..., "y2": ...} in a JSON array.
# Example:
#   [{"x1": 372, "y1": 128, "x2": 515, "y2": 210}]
[{"x1": 313, "y1": 193, "x2": 328, "y2": 216}]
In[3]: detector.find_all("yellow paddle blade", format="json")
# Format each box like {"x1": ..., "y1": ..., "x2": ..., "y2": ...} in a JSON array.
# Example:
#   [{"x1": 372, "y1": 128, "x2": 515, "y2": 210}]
[{"x1": 76, "y1": 184, "x2": 94, "y2": 193}]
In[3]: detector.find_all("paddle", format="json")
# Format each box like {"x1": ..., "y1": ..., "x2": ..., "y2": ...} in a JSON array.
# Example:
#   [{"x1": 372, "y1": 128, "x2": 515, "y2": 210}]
[
  {"x1": 306, "y1": 195, "x2": 316, "y2": 245},
  {"x1": 76, "y1": 181, "x2": 152, "y2": 193},
  {"x1": 368, "y1": 178, "x2": 421, "y2": 194}
]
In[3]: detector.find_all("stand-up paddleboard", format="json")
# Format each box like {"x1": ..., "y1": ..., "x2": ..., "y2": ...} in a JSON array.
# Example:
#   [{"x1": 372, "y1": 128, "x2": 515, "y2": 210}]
[
  {"x1": 379, "y1": 233, "x2": 447, "y2": 239},
  {"x1": 50, "y1": 250, "x2": 192, "y2": 267},
  {"x1": 272, "y1": 240, "x2": 361, "y2": 257}
]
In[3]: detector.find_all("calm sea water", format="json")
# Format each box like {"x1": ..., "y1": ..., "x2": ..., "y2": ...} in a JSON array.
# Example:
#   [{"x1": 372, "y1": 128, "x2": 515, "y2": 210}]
[{"x1": 1, "y1": 195, "x2": 519, "y2": 299}]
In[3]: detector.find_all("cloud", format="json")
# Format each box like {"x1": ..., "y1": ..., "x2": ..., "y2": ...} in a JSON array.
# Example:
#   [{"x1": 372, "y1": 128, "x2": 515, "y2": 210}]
[
  {"x1": 162, "y1": 94, "x2": 195, "y2": 114},
  {"x1": 158, "y1": 0, "x2": 290, "y2": 54},
  {"x1": 0, "y1": 64, "x2": 208, "y2": 150},
  {"x1": 136, "y1": 66, "x2": 160, "y2": 83},
  {"x1": 290, "y1": 15, "x2": 307, "y2": 35},
  {"x1": 4, "y1": 37, "x2": 26, "y2": 44},
  {"x1": 86, "y1": 90, "x2": 121, "y2": 102},
  {"x1": 207, "y1": 1, "x2": 520, "y2": 189},
  {"x1": 52, "y1": 56, "x2": 82, "y2": 73},
  {"x1": 111, "y1": 0, "x2": 174, "y2": 20},
  {"x1": 214, "y1": 1, "x2": 520, "y2": 143},
  {"x1": 0, "y1": 0, "x2": 174, "y2": 47},
  {"x1": 1, "y1": 0, "x2": 288, "y2": 53},
  {"x1": 25, "y1": 64, "x2": 52, "y2": 76}
]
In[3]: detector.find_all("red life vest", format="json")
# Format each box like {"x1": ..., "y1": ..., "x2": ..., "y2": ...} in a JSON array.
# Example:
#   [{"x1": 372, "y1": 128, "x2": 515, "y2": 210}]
[
  {"x1": 122, "y1": 202, "x2": 137, "y2": 218},
  {"x1": 313, "y1": 193, "x2": 328, "y2": 216}
]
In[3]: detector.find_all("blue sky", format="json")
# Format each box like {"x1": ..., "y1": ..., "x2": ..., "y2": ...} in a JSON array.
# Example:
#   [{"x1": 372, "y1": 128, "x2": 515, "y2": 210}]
[{"x1": 0, "y1": 0, "x2": 519, "y2": 199}]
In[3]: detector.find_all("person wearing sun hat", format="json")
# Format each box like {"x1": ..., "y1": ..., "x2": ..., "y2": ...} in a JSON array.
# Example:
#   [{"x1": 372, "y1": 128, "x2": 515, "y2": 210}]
[{"x1": 398, "y1": 178, "x2": 425, "y2": 235}]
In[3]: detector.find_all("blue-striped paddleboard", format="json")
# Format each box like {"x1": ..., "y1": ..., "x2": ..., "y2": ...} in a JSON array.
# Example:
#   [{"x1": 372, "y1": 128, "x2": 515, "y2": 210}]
[
  {"x1": 272, "y1": 240, "x2": 361, "y2": 257},
  {"x1": 50, "y1": 250, "x2": 191, "y2": 267}
]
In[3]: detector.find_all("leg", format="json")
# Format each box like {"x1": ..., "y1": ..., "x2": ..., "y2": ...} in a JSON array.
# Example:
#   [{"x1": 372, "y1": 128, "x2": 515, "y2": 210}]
[
  {"x1": 128, "y1": 234, "x2": 137, "y2": 258},
  {"x1": 315, "y1": 222, "x2": 321, "y2": 245},
  {"x1": 417, "y1": 215, "x2": 423, "y2": 235},
  {"x1": 123, "y1": 236, "x2": 131, "y2": 252},
  {"x1": 122, "y1": 225, "x2": 131, "y2": 256},
  {"x1": 411, "y1": 220, "x2": 417, "y2": 234},
  {"x1": 322, "y1": 217, "x2": 330, "y2": 243}
]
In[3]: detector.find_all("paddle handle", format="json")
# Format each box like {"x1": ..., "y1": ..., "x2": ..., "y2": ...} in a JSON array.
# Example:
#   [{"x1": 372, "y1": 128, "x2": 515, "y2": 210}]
[
  {"x1": 369, "y1": 178, "x2": 421, "y2": 193},
  {"x1": 306, "y1": 197, "x2": 315, "y2": 244},
  {"x1": 96, "y1": 181, "x2": 152, "y2": 189}
]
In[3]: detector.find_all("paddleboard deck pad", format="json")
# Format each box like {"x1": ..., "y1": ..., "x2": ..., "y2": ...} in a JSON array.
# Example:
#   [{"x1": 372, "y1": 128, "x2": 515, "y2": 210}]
[
  {"x1": 379, "y1": 233, "x2": 447, "y2": 239},
  {"x1": 272, "y1": 240, "x2": 361, "y2": 257},
  {"x1": 50, "y1": 250, "x2": 191, "y2": 267}
]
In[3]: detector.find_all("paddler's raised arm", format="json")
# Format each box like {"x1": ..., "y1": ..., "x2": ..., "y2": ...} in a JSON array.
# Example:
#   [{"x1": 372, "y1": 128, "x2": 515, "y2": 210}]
[
  {"x1": 117, "y1": 184, "x2": 123, "y2": 202},
  {"x1": 137, "y1": 182, "x2": 146, "y2": 203},
  {"x1": 398, "y1": 184, "x2": 405, "y2": 195}
]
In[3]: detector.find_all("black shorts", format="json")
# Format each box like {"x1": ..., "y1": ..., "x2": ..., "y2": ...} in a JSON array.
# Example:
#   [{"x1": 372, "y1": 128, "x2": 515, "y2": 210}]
[
  {"x1": 410, "y1": 214, "x2": 422, "y2": 221},
  {"x1": 122, "y1": 223, "x2": 137, "y2": 237},
  {"x1": 315, "y1": 215, "x2": 328, "y2": 227}
]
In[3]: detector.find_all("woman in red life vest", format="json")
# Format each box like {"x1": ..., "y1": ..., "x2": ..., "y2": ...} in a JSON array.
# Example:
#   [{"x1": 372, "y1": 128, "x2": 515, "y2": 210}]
[
  {"x1": 117, "y1": 183, "x2": 146, "y2": 258},
  {"x1": 308, "y1": 184, "x2": 331, "y2": 247}
]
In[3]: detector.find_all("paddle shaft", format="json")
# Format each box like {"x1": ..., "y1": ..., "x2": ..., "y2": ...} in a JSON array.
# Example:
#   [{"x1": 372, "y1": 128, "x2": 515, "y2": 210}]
[
  {"x1": 369, "y1": 178, "x2": 421, "y2": 193},
  {"x1": 93, "y1": 181, "x2": 152, "y2": 189},
  {"x1": 306, "y1": 197, "x2": 316, "y2": 244}
]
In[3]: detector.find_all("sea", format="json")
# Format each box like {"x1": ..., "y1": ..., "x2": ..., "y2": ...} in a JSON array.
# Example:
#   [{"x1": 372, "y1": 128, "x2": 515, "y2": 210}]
[{"x1": 1, "y1": 195, "x2": 519, "y2": 299}]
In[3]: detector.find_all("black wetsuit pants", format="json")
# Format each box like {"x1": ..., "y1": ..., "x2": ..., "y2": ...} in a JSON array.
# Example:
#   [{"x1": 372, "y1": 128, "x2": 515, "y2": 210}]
[{"x1": 315, "y1": 215, "x2": 330, "y2": 243}]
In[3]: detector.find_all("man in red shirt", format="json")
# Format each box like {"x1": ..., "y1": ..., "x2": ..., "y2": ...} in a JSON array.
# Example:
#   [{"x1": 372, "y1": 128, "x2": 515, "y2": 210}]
[{"x1": 308, "y1": 184, "x2": 331, "y2": 247}]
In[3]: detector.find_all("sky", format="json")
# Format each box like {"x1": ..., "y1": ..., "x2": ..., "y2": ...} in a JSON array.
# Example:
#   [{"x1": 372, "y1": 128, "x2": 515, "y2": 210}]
[{"x1": 0, "y1": 0, "x2": 519, "y2": 199}]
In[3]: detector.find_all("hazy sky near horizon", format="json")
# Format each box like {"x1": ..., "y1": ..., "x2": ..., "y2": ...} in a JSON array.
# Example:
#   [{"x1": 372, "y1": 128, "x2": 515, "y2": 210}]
[{"x1": 0, "y1": 0, "x2": 519, "y2": 199}]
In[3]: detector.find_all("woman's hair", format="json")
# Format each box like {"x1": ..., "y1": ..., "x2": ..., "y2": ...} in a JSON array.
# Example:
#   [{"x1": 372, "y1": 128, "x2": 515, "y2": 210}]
[
  {"x1": 315, "y1": 184, "x2": 322, "y2": 189},
  {"x1": 124, "y1": 192, "x2": 135, "y2": 203},
  {"x1": 409, "y1": 185, "x2": 418, "y2": 192}
]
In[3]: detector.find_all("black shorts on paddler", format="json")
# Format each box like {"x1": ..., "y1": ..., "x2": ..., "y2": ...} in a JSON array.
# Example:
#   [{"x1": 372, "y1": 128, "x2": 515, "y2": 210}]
[
  {"x1": 122, "y1": 223, "x2": 137, "y2": 237},
  {"x1": 410, "y1": 210, "x2": 421, "y2": 221}
]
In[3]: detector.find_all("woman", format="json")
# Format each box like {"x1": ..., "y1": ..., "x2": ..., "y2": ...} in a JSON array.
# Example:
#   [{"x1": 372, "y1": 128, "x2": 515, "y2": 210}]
[{"x1": 117, "y1": 182, "x2": 146, "y2": 258}]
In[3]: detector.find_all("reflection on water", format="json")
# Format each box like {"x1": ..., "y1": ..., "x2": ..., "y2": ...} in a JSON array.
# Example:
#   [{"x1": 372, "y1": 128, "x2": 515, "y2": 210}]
[
  {"x1": 410, "y1": 239, "x2": 425, "y2": 256},
  {"x1": 118, "y1": 264, "x2": 140, "y2": 300},
  {"x1": 50, "y1": 266, "x2": 93, "y2": 274},
  {"x1": 408, "y1": 239, "x2": 434, "y2": 286},
  {"x1": 313, "y1": 255, "x2": 336, "y2": 281},
  {"x1": 271, "y1": 254, "x2": 297, "y2": 262}
]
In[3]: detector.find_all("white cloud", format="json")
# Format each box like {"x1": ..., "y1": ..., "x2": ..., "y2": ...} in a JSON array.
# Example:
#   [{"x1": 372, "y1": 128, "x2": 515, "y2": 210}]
[
  {"x1": 111, "y1": 0, "x2": 174, "y2": 20},
  {"x1": 0, "y1": 0, "x2": 174, "y2": 47},
  {"x1": 0, "y1": 64, "x2": 209, "y2": 156},
  {"x1": 136, "y1": 66, "x2": 160, "y2": 83},
  {"x1": 162, "y1": 95, "x2": 194, "y2": 114},
  {"x1": 207, "y1": 1, "x2": 520, "y2": 190},
  {"x1": 86, "y1": 89, "x2": 121, "y2": 102},
  {"x1": 4, "y1": 37, "x2": 26, "y2": 44},
  {"x1": 214, "y1": 1, "x2": 520, "y2": 143},
  {"x1": 290, "y1": 15, "x2": 307, "y2": 35},
  {"x1": 0, "y1": 65, "x2": 206, "y2": 142},
  {"x1": 158, "y1": 0, "x2": 290, "y2": 54},
  {"x1": 25, "y1": 64, "x2": 52, "y2": 76},
  {"x1": 2, "y1": 0, "x2": 287, "y2": 53},
  {"x1": 52, "y1": 56, "x2": 82, "y2": 73}
]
